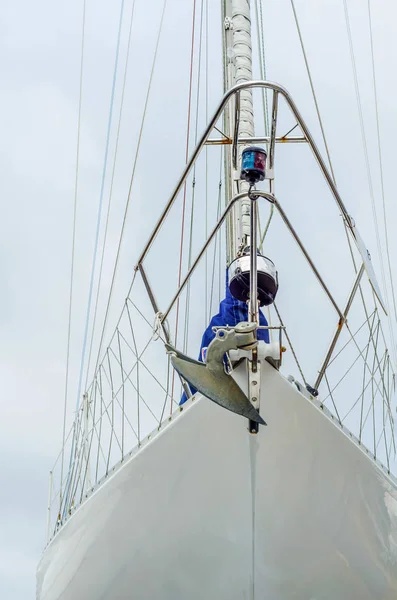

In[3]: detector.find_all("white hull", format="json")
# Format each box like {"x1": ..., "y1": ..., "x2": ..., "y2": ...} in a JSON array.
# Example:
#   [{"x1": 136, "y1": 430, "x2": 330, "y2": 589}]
[{"x1": 37, "y1": 362, "x2": 397, "y2": 599}]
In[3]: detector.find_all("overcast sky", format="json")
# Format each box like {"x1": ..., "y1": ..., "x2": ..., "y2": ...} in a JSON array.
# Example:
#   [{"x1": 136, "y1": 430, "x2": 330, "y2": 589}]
[{"x1": 1, "y1": 0, "x2": 397, "y2": 598}]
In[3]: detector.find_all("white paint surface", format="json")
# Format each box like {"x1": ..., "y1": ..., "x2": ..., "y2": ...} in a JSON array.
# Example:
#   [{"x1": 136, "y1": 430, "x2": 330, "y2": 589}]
[{"x1": 38, "y1": 363, "x2": 397, "y2": 599}]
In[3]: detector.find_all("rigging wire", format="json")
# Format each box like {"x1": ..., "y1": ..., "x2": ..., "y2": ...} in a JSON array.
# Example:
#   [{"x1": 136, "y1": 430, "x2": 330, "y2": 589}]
[
  {"x1": 205, "y1": 0, "x2": 209, "y2": 324},
  {"x1": 209, "y1": 169, "x2": 224, "y2": 316},
  {"x1": 170, "y1": 0, "x2": 198, "y2": 408},
  {"x1": 182, "y1": 173, "x2": 197, "y2": 356},
  {"x1": 183, "y1": 0, "x2": 205, "y2": 355},
  {"x1": 367, "y1": 0, "x2": 397, "y2": 334},
  {"x1": 254, "y1": 0, "x2": 269, "y2": 137},
  {"x1": 60, "y1": 0, "x2": 86, "y2": 509},
  {"x1": 93, "y1": 0, "x2": 168, "y2": 377},
  {"x1": 253, "y1": 1, "x2": 274, "y2": 328},
  {"x1": 289, "y1": 0, "x2": 336, "y2": 184},
  {"x1": 254, "y1": 0, "x2": 274, "y2": 252},
  {"x1": 84, "y1": 0, "x2": 137, "y2": 391},
  {"x1": 342, "y1": 0, "x2": 397, "y2": 366},
  {"x1": 75, "y1": 0, "x2": 126, "y2": 414},
  {"x1": 291, "y1": 0, "x2": 397, "y2": 421},
  {"x1": 259, "y1": 205, "x2": 274, "y2": 252},
  {"x1": 218, "y1": 177, "x2": 223, "y2": 304},
  {"x1": 62, "y1": 0, "x2": 126, "y2": 518}
]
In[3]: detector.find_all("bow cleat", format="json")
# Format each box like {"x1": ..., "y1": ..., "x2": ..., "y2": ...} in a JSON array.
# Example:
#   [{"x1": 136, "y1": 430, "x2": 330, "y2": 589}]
[{"x1": 166, "y1": 322, "x2": 266, "y2": 425}]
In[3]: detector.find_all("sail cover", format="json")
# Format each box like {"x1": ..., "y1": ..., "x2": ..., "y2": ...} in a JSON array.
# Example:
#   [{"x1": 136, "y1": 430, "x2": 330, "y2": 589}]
[{"x1": 180, "y1": 274, "x2": 269, "y2": 404}]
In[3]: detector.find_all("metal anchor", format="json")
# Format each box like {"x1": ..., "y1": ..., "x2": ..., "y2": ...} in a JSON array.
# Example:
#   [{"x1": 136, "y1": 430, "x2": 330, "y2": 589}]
[{"x1": 166, "y1": 322, "x2": 266, "y2": 425}]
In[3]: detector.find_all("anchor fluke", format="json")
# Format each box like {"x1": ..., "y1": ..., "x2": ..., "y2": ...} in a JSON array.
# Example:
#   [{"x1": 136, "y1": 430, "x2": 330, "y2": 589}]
[{"x1": 166, "y1": 323, "x2": 266, "y2": 425}]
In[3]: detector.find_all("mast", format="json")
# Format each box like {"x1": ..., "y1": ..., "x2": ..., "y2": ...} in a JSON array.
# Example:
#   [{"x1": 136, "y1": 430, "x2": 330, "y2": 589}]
[{"x1": 222, "y1": 0, "x2": 254, "y2": 263}]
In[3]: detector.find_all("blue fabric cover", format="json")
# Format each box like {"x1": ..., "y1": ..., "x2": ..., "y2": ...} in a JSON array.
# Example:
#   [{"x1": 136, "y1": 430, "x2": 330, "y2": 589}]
[{"x1": 180, "y1": 273, "x2": 269, "y2": 404}]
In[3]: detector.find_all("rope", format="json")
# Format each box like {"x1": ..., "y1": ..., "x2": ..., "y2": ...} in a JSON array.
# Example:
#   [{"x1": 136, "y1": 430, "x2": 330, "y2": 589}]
[
  {"x1": 84, "y1": 0, "x2": 137, "y2": 391},
  {"x1": 368, "y1": 0, "x2": 397, "y2": 330},
  {"x1": 290, "y1": 0, "x2": 336, "y2": 184},
  {"x1": 93, "y1": 0, "x2": 168, "y2": 375},
  {"x1": 152, "y1": 311, "x2": 169, "y2": 342},
  {"x1": 60, "y1": 0, "x2": 86, "y2": 509}
]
